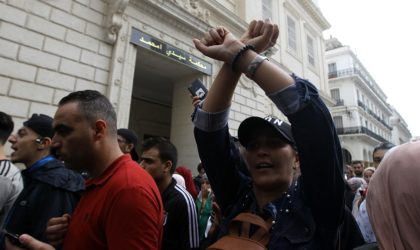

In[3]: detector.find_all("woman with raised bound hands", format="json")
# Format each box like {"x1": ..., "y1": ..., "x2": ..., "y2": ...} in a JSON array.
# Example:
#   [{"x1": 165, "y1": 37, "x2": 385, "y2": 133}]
[{"x1": 191, "y1": 20, "x2": 358, "y2": 249}]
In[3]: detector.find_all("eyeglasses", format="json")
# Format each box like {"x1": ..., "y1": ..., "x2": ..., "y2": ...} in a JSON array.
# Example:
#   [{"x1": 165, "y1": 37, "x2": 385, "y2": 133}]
[
  {"x1": 117, "y1": 138, "x2": 127, "y2": 144},
  {"x1": 373, "y1": 157, "x2": 383, "y2": 163}
]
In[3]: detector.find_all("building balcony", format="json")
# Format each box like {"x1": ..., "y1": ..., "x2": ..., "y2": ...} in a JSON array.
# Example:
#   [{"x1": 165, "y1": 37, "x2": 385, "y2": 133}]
[
  {"x1": 328, "y1": 68, "x2": 372, "y2": 86},
  {"x1": 328, "y1": 71, "x2": 337, "y2": 78},
  {"x1": 356, "y1": 101, "x2": 393, "y2": 130},
  {"x1": 357, "y1": 100, "x2": 366, "y2": 110},
  {"x1": 380, "y1": 120, "x2": 393, "y2": 130},
  {"x1": 329, "y1": 68, "x2": 390, "y2": 110},
  {"x1": 334, "y1": 99, "x2": 344, "y2": 106},
  {"x1": 335, "y1": 126, "x2": 389, "y2": 143}
]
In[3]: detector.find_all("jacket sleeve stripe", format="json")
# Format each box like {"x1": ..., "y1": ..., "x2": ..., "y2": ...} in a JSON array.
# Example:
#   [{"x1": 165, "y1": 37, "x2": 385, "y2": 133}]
[{"x1": 175, "y1": 184, "x2": 200, "y2": 248}]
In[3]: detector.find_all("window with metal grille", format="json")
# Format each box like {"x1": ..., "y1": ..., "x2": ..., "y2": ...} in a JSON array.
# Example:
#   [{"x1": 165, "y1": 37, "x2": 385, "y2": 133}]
[
  {"x1": 328, "y1": 63, "x2": 336, "y2": 73},
  {"x1": 330, "y1": 88, "x2": 341, "y2": 101},
  {"x1": 287, "y1": 16, "x2": 297, "y2": 51},
  {"x1": 328, "y1": 63, "x2": 337, "y2": 78},
  {"x1": 333, "y1": 116, "x2": 344, "y2": 128},
  {"x1": 307, "y1": 35, "x2": 315, "y2": 65}
]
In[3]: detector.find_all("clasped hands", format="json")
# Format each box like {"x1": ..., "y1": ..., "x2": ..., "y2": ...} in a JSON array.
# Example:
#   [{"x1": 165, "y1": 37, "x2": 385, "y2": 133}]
[{"x1": 193, "y1": 19, "x2": 279, "y2": 66}]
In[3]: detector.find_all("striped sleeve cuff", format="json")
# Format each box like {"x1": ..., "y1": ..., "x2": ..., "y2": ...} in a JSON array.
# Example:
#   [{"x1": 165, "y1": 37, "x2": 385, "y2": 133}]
[
  {"x1": 192, "y1": 106, "x2": 230, "y2": 132},
  {"x1": 267, "y1": 75, "x2": 314, "y2": 115}
]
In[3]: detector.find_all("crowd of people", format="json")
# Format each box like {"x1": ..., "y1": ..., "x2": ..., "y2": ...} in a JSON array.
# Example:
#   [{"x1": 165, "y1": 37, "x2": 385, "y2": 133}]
[{"x1": 0, "y1": 19, "x2": 419, "y2": 250}]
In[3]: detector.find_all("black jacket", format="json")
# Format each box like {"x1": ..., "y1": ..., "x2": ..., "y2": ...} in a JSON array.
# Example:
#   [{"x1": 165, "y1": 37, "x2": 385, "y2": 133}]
[
  {"x1": 194, "y1": 77, "x2": 363, "y2": 249},
  {"x1": 161, "y1": 179, "x2": 200, "y2": 250},
  {"x1": 4, "y1": 158, "x2": 84, "y2": 243}
]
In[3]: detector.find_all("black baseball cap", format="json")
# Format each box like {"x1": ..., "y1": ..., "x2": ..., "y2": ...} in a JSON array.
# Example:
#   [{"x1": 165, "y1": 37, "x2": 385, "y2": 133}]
[
  {"x1": 238, "y1": 116, "x2": 296, "y2": 149},
  {"x1": 117, "y1": 129, "x2": 139, "y2": 161},
  {"x1": 23, "y1": 114, "x2": 54, "y2": 138}
]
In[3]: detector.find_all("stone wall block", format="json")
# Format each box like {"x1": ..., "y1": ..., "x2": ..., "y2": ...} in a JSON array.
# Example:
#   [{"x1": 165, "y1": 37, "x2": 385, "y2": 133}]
[
  {"x1": 8, "y1": 0, "x2": 52, "y2": 18},
  {"x1": 36, "y1": 68, "x2": 76, "y2": 91},
  {"x1": 27, "y1": 15, "x2": 66, "y2": 40},
  {"x1": 0, "y1": 22, "x2": 44, "y2": 49},
  {"x1": 0, "y1": 38, "x2": 19, "y2": 59},
  {"x1": 0, "y1": 3, "x2": 27, "y2": 26},
  {"x1": 0, "y1": 96, "x2": 30, "y2": 117},
  {"x1": 66, "y1": 30, "x2": 99, "y2": 52},
  {"x1": 0, "y1": 76, "x2": 11, "y2": 94},
  {"x1": 50, "y1": 8, "x2": 86, "y2": 32},
  {"x1": 72, "y1": 2, "x2": 103, "y2": 26},
  {"x1": 80, "y1": 50, "x2": 111, "y2": 70},
  {"x1": 44, "y1": 37, "x2": 81, "y2": 61},
  {"x1": 9, "y1": 80, "x2": 54, "y2": 104},
  {"x1": 40, "y1": 0, "x2": 72, "y2": 12},
  {"x1": 18, "y1": 46, "x2": 60, "y2": 70},
  {"x1": 0, "y1": 57, "x2": 37, "y2": 82},
  {"x1": 60, "y1": 59, "x2": 95, "y2": 80}
]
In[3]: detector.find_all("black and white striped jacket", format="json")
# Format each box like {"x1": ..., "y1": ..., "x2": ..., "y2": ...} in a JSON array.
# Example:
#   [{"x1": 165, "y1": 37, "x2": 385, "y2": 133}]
[{"x1": 161, "y1": 178, "x2": 200, "y2": 250}]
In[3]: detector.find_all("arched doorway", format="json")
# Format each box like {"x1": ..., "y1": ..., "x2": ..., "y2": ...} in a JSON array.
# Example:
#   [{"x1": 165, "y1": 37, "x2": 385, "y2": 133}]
[{"x1": 342, "y1": 148, "x2": 352, "y2": 165}]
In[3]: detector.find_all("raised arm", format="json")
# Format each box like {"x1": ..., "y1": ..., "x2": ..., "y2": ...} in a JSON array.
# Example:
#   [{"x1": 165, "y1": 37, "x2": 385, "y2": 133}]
[
  {"x1": 192, "y1": 20, "x2": 280, "y2": 213},
  {"x1": 192, "y1": 27, "x2": 241, "y2": 113},
  {"x1": 194, "y1": 19, "x2": 345, "y2": 230}
]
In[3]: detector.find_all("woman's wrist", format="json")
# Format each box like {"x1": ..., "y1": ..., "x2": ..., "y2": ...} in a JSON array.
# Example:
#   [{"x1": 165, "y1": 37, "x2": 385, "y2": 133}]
[
  {"x1": 245, "y1": 54, "x2": 268, "y2": 78},
  {"x1": 230, "y1": 45, "x2": 255, "y2": 71},
  {"x1": 234, "y1": 49, "x2": 258, "y2": 74},
  {"x1": 225, "y1": 40, "x2": 264, "y2": 76},
  {"x1": 225, "y1": 40, "x2": 245, "y2": 64}
]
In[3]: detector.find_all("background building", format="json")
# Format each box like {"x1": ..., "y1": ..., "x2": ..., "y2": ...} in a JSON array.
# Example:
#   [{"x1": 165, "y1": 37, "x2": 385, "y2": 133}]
[
  {"x1": 0, "y1": 0, "x2": 332, "y2": 171},
  {"x1": 326, "y1": 37, "x2": 411, "y2": 166},
  {"x1": 390, "y1": 108, "x2": 412, "y2": 145}
]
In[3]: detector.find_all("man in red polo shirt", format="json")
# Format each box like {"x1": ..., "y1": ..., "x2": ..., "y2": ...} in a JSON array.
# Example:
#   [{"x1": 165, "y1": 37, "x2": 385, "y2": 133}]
[{"x1": 6, "y1": 90, "x2": 163, "y2": 250}]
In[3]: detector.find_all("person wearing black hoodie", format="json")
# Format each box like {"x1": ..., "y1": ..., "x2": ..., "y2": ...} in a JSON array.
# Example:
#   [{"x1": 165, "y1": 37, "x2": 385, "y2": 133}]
[{"x1": 2, "y1": 114, "x2": 84, "y2": 248}]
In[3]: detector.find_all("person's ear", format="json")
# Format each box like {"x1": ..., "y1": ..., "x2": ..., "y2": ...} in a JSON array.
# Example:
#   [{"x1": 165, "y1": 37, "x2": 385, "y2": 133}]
[
  {"x1": 163, "y1": 160, "x2": 173, "y2": 174},
  {"x1": 126, "y1": 143, "x2": 134, "y2": 152},
  {"x1": 94, "y1": 120, "x2": 107, "y2": 139},
  {"x1": 293, "y1": 152, "x2": 300, "y2": 170},
  {"x1": 37, "y1": 137, "x2": 52, "y2": 150}
]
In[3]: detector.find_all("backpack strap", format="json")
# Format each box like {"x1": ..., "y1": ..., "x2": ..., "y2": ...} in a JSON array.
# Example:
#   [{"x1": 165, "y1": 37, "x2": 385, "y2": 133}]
[{"x1": 228, "y1": 213, "x2": 272, "y2": 246}]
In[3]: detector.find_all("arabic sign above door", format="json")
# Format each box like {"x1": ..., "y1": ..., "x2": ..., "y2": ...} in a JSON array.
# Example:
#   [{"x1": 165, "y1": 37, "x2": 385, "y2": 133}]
[{"x1": 130, "y1": 28, "x2": 212, "y2": 75}]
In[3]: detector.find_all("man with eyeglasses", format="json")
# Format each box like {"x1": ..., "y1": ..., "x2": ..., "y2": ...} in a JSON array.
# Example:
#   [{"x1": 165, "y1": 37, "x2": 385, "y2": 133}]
[
  {"x1": 372, "y1": 142, "x2": 395, "y2": 168},
  {"x1": 2, "y1": 114, "x2": 84, "y2": 248}
]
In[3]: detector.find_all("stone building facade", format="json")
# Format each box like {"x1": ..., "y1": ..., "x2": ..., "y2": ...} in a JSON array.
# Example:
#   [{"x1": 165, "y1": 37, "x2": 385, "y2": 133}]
[{"x1": 0, "y1": 0, "x2": 331, "y2": 171}]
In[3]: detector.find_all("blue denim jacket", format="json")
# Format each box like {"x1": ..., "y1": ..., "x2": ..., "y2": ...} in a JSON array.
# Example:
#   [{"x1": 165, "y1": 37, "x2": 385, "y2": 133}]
[{"x1": 193, "y1": 76, "x2": 346, "y2": 249}]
